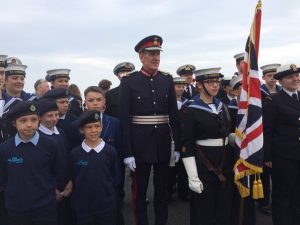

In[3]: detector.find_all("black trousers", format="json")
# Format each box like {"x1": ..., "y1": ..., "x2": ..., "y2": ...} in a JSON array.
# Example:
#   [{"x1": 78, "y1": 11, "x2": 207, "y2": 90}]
[
  {"x1": 0, "y1": 191, "x2": 7, "y2": 225},
  {"x1": 230, "y1": 185, "x2": 256, "y2": 225},
  {"x1": 135, "y1": 161, "x2": 169, "y2": 225},
  {"x1": 77, "y1": 212, "x2": 116, "y2": 225},
  {"x1": 167, "y1": 159, "x2": 189, "y2": 199},
  {"x1": 8, "y1": 209, "x2": 57, "y2": 225},
  {"x1": 272, "y1": 156, "x2": 300, "y2": 225},
  {"x1": 190, "y1": 174, "x2": 233, "y2": 225},
  {"x1": 257, "y1": 165, "x2": 271, "y2": 207}
]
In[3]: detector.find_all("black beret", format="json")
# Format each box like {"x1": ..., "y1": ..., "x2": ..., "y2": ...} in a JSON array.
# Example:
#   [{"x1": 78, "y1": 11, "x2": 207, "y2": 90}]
[
  {"x1": 40, "y1": 88, "x2": 69, "y2": 100},
  {"x1": 6, "y1": 101, "x2": 39, "y2": 121},
  {"x1": 73, "y1": 110, "x2": 101, "y2": 128},
  {"x1": 38, "y1": 99, "x2": 59, "y2": 116}
]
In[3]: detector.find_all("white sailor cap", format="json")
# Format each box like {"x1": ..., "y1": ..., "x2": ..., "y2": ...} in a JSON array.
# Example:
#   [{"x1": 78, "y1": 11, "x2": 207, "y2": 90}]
[
  {"x1": 230, "y1": 75, "x2": 243, "y2": 90},
  {"x1": 5, "y1": 57, "x2": 22, "y2": 65},
  {"x1": 260, "y1": 63, "x2": 281, "y2": 75},
  {"x1": 274, "y1": 64, "x2": 300, "y2": 80},
  {"x1": 234, "y1": 53, "x2": 245, "y2": 63},
  {"x1": 46, "y1": 69, "x2": 71, "y2": 82},
  {"x1": 0, "y1": 55, "x2": 8, "y2": 68},
  {"x1": 176, "y1": 64, "x2": 195, "y2": 76},
  {"x1": 194, "y1": 68, "x2": 223, "y2": 82},
  {"x1": 173, "y1": 76, "x2": 187, "y2": 85},
  {"x1": 4, "y1": 63, "x2": 27, "y2": 77},
  {"x1": 113, "y1": 62, "x2": 135, "y2": 76}
]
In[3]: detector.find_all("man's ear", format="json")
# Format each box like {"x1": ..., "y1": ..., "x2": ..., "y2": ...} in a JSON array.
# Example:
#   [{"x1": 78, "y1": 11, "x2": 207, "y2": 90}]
[{"x1": 79, "y1": 127, "x2": 84, "y2": 134}]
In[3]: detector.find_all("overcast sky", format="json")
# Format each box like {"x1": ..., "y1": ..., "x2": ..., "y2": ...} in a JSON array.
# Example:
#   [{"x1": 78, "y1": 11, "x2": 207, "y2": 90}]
[{"x1": 1, "y1": 0, "x2": 300, "y2": 93}]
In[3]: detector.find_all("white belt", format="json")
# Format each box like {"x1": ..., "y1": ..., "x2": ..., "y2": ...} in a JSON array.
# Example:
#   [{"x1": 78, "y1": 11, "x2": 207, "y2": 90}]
[
  {"x1": 195, "y1": 138, "x2": 228, "y2": 147},
  {"x1": 131, "y1": 115, "x2": 169, "y2": 125}
]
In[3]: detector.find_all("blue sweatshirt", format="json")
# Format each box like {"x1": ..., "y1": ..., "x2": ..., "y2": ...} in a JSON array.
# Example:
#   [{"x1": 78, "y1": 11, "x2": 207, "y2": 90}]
[
  {"x1": 0, "y1": 132, "x2": 63, "y2": 215},
  {"x1": 69, "y1": 141, "x2": 119, "y2": 218}
]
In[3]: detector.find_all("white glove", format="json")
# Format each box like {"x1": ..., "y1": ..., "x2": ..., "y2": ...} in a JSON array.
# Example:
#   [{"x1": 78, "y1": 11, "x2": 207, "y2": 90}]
[
  {"x1": 182, "y1": 157, "x2": 204, "y2": 194},
  {"x1": 124, "y1": 157, "x2": 136, "y2": 172},
  {"x1": 175, "y1": 152, "x2": 180, "y2": 163},
  {"x1": 228, "y1": 133, "x2": 236, "y2": 147}
]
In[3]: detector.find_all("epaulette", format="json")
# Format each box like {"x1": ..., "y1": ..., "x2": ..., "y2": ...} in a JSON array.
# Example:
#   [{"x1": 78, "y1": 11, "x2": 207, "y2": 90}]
[
  {"x1": 122, "y1": 70, "x2": 138, "y2": 78},
  {"x1": 159, "y1": 70, "x2": 172, "y2": 77}
]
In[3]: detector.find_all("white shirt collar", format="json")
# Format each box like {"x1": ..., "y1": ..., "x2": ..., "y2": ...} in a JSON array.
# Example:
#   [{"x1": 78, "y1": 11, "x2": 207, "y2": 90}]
[
  {"x1": 283, "y1": 88, "x2": 298, "y2": 97},
  {"x1": 59, "y1": 114, "x2": 66, "y2": 120},
  {"x1": 227, "y1": 94, "x2": 236, "y2": 101},
  {"x1": 81, "y1": 139, "x2": 105, "y2": 153},
  {"x1": 39, "y1": 124, "x2": 60, "y2": 135}
]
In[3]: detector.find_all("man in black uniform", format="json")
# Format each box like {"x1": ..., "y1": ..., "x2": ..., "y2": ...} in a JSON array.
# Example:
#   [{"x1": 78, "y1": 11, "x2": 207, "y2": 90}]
[
  {"x1": 119, "y1": 35, "x2": 179, "y2": 225},
  {"x1": 263, "y1": 64, "x2": 300, "y2": 225},
  {"x1": 177, "y1": 64, "x2": 197, "y2": 99},
  {"x1": 105, "y1": 62, "x2": 135, "y2": 118},
  {"x1": 46, "y1": 69, "x2": 83, "y2": 117}
]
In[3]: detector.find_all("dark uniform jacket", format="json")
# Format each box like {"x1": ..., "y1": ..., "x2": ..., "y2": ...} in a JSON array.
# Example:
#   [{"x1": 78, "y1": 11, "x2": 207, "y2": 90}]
[
  {"x1": 105, "y1": 86, "x2": 120, "y2": 118},
  {"x1": 119, "y1": 70, "x2": 180, "y2": 163},
  {"x1": 263, "y1": 90, "x2": 300, "y2": 161},
  {"x1": 182, "y1": 84, "x2": 197, "y2": 100},
  {"x1": 260, "y1": 84, "x2": 281, "y2": 103},
  {"x1": 180, "y1": 96, "x2": 233, "y2": 180},
  {"x1": 68, "y1": 95, "x2": 83, "y2": 117}
]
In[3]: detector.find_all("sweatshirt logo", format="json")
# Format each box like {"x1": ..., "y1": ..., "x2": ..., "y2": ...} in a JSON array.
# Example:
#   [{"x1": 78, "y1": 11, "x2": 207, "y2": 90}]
[
  {"x1": 76, "y1": 160, "x2": 88, "y2": 167},
  {"x1": 8, "y1": 157, "x2": 23, "y2": 164}
]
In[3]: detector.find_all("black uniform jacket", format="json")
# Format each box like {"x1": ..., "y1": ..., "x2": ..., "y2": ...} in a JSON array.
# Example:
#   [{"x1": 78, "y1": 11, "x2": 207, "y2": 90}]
[
  {"x1": 263, "y1": 90, "x2": 300, "y2": 161},
  {"x1": 119, "y1": 70, "x2": 180, "y2": 163}
]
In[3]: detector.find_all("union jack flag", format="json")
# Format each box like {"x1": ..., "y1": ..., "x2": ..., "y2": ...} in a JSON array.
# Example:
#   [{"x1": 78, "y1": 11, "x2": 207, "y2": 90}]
[{"x1": 233, "y1": 0, "x2": 263, "y2": 198}]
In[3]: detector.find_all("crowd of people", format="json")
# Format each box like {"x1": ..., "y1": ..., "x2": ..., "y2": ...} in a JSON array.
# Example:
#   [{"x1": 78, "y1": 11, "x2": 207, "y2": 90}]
[{"x1": 0, "y1": 34, "x2": 299, "y2": 225}]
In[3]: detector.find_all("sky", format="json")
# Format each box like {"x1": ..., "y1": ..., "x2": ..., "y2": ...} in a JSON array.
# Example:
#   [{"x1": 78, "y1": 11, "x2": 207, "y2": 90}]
[{"x1": 1, "y1": 0, "x2": 300, "y2": 93}]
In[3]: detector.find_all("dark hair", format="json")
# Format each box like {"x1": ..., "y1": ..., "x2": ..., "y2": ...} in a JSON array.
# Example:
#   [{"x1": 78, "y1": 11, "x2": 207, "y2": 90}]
[
  {"x1": 84, "y1": 86, "x2": 105, "y2": 98},
  {"x1": 98, "y1": 79, "x2": 112, "y2": 92},
  {"x1": 68, "y1": 84, "x2": 82, "y2": 98}
]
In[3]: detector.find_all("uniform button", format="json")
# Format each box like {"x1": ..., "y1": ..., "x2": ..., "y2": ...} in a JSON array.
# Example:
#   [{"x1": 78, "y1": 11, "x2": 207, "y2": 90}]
[
  {"x1": 299, "y1": 118, "x2": 300, "y2": 121},
  {"x1": 150, "y1": 79, "x2": 153, "y2": 82},
  {"x1": 299, "y1": 137, "x2": 300, "y2": 141},
  {"x1": 153, "y1": 101, "x2": 156, "y2": 104},
  {"x1": 154, "y1": 125, "x2": 157, "y2": 128},
  {"x1": 154, "y1": 113, "x2": 156, "y2": 115},
  {"x1": 152, "y1": 90, "x2": 155, "y2": 93}
]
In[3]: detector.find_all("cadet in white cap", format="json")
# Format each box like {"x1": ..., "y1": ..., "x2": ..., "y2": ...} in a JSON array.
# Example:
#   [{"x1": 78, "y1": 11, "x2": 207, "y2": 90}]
[
  {"x1": 180, "y1": 68, "x2": 233, "y2": 225},
  {"x1": 263, "y1": 64, "x2": 300, "y2": 225},
  {"x1": 46, "y1": 69, "x2": 83, "y2": 117},
  {"x1": 176, "y1": 64, "x2": 197, "y2": 99},
  {"x1": 234, "y1": 53, "x2": 245, "y2": 75},
  {"x1": 3, "y1": 61, "x2": 36, "y2": 101},
  {"x1": 257, "y1": 63, "x2": 281, "y2": 216},
  {"x1": 260, "y1": 63, "x2": 282, "y2": 101},
  {"x1": 167, "y1": 76, "x2": 189, "y2": 202}
]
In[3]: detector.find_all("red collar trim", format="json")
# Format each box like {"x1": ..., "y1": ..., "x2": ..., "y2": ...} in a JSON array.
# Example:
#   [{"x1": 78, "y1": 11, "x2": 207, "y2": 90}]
[{"x1": 140, "y1": 68, "x2": 158, "y2": 77}]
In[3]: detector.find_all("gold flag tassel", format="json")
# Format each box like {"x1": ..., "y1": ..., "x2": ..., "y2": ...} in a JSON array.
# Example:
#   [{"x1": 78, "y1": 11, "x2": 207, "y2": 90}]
[
  {"x1": 257, "y1": 173, "x2": 264, "y2": 199},
  {"x1": 252, "y1": 174, "x2": 258, "y2": 199}
]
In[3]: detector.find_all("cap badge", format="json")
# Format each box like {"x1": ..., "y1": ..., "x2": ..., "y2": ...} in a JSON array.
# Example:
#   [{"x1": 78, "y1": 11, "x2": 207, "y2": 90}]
[
  {"x1": 185, "y1": 66, "x2": 191, "y2": 71},
  {"x1": 30, "y1": 105, "x2": 36, "y2": 112},
  {"x1": 153, "y1": 37, "x2": 158, "y2": 46},
  {"x1": 95, "y1": 113, "x2": 100, "y2": 120},
  {"x1": 290, "y1": 64, "x2": 297, "y2": 72}
]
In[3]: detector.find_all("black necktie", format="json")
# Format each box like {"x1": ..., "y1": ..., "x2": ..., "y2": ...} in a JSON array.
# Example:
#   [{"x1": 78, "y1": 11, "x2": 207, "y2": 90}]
[
  {"x1": 292, "y1": 93, "x2": 298, "y2": 101},
  {"x1": 187, "y1": 86, "x2": 191, "y2": 98}
]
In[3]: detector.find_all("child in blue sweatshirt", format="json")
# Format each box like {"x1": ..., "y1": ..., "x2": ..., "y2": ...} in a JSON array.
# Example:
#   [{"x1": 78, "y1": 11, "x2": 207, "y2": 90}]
[
  {"x1": 70, "y1": 110, "x2": 119, "y2": 225},
  {"x1": 0, "y1": 101, "x2": 63, "y2": 225}
]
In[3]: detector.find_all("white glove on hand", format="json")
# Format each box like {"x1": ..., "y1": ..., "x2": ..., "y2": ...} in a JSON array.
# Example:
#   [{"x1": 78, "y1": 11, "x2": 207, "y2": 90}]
[
  {"x1": 182, "y1": 157, "x2": 204, "y2": 194},
  {"x1": 175, "y1": 152, "x2": 180, "y2": 163},
  {"x1": 124, "y1": 157, "x2": 136, "y2": 172},
  {"x1": 228, "y1": 133, "x2": 236, "y2": 147}
]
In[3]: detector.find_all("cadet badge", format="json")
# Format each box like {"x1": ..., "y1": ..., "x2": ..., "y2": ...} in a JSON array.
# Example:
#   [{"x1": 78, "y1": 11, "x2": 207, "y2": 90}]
[{"x1": 30, "y1": 105, "x2": 36, "y2": 112}]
